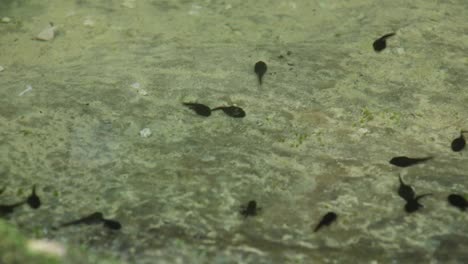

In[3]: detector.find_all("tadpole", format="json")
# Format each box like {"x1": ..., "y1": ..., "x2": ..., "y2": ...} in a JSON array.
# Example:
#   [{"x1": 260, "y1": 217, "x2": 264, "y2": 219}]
[
  {"x1": 254, "y1": 61, "x2": 267, "y2": 85},
  {"x1": 211, "y1": 106, "x2": 246, "y2": 118},
  {"x1": 373, "y1": 33, "x2": 396, "y2": 52},
  {"x1": 183, "y1": 102, "x2": 211, "y2": 117}
]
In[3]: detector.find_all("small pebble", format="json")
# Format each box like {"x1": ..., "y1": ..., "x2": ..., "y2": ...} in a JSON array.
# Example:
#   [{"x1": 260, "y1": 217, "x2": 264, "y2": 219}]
[
  {"x1": 131, "y1": 82, "x2": 141, "y2": 89},
  {"x1": 34, "y1": 23, "x2": 56, "y2": 41},
  {"x1": 0, "y1": 66, "x2": 4, "y2": 72},
  {"x1": 137, "y1": 89, "x2": 148, "y2": 96},
  {"x1": 121, "y1": 0, "x2": 136, "y2": 8},
  {"x1": 139, "y1": 128, "x2": 152, "y2": 138},
  {"x1": 1, "y1": 17, "x2": 11, "y2": 23},
  {"x1": 27, "y1": 239, "x2": 66, "y2": 257},
  {"x1": 396, "y1": 47, "x2": 405, "y2": 55},
  {"x1": 83, "y1": 17, "x2": 95, "y2": 27},
  {"x1": 189, "y1": 4, "x2": 202, "y2": 15},
  {"x1": 131, "y1": 82, "x2": 148, "y2": 96}
]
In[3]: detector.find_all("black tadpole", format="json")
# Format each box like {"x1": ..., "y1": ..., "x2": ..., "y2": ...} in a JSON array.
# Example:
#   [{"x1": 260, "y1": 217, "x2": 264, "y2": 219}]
[
  {"x1": 240, "y1": 200, "x2": 261, "y2": 218},
  {"x1": 395, "y1": 176, "x2": 431, "y2": 213},
  {"x1": 0, "y1": 201, "x2": 25, "y2": 217},
  {"x1": 314, "y1": 212, "x2": 337, "y2": 232},
  {"x1": 254, "y1": 61, "x2": 267, "y2": 85},
  {"x1": 451, "y1": 131, "x2": 467, "y2": 152},
  {"x1": 448, "y1": 194, "x2": 467, "y2": 211},
  {"x1": 58, "y1": 212, "x2": 121, "y2": 231},
  {"x1": 59, "y1": 212, "x2": 104, "y2": 227},
  {"x1": 404, "y1": 194, "x2": 431, "y2": 213},
  {"x1": 373, "y1": 33, "x2": 396, "y2": 52},
  {"x1": 398, "y1": 175, "x2": 415, "y2": 202},
  {"x1": 103, "y1": 219, "x2": 122, "y2": 230},
  {"x1": 389, "y1": 156, "x2": 432, "y2": 167},
  {"x1": 26, "y1": 185, "x2": 41, "y2": 209},
  {"x1": 211, "y1": 106, "x2": 246, "y2": 118},
  {"x1": 183, "y1": 102, "x2": 211, "y2": 117}
]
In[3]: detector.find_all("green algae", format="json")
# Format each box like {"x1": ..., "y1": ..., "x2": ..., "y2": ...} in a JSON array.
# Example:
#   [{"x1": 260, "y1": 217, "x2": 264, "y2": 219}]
[
  {"x1": 0, "y1": 220, "x2": 123, "y2": 264},
  {"x1": 0, "y1": 220, "x2": 60, "y2": 264}
]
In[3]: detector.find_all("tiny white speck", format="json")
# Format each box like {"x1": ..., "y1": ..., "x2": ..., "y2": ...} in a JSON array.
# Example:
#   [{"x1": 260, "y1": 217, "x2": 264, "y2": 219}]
[
  {"x1": 139, "y1": 128, "x2": 152, "y2": 138},
  {"x1": 137, "y1": 89, "x2": 148, "y2": 96}
]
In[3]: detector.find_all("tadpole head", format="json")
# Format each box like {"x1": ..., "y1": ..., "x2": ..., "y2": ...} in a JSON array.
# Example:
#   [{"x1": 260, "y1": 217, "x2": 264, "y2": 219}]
[
  {"x1": 405, "y1": 200, "x2": 422, "y2": 213},
  {"x1": 103, "y1": 219, "x2": 121, "y2": 230},
  {"x1": 26, "y1": 185, "x2": 41, "y2": 209}
]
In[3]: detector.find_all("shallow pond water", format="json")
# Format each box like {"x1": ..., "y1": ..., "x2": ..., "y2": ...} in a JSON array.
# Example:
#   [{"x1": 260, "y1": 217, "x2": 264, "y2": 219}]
[{"x1": 1, "y1": 0, "x2": 468, "y2": 263}]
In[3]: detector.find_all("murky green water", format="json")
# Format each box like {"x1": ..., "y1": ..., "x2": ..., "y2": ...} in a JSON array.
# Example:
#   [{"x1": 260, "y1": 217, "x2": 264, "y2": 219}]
[{"x1": 1, "y1": 0, "x2": 468, "y2": 263}]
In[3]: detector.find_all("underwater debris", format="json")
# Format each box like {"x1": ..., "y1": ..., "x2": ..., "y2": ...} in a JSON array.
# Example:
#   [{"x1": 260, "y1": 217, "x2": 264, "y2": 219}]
[
  {"x1": 122, "y1": 0, "x2": 136, "y2": 9},
  {"x1": 373, "y1": 33, "x2": 395, "y2": 52},
  {"x1": 314, "y1": 212, "x2": 337, "y2": 232},
  {"x1": 1, "y1": 17, "x2": 11, "y2": 23},
  {"x1": 83, "y1": 17, "x2": 95, "y2": 27},
  {"x1": 131, "y1": 82, "x2": 148, "y2": 96},
  {"x1": 27, "y1": 239, "x2": 66, "y2": 257},
  {"x1": 254, "y1": 61, "x2": 267, "y2": 85},
  {"x1": 19, "y1": 85, "x2": 32, "y2": 96},
  {"x1": 139, "y1": 128, "x2": 152, "y2": 138}
]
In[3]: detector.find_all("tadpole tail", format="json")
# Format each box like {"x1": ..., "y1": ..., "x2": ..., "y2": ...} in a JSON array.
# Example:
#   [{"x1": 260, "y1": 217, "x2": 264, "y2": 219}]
[
  {"x1": 398, "y1": 175, "x2": 404, "y2": 185},
  {"x1": 102, "y1": 219, "x2": 122, "y2": 230},
  {"x1": 58, "y1": 220, "x2": 80, "y2": 228},
  {"x1": 210, "y1": 107, "x2": 223, "y2": 112},
  {"x1": 381, "y1": 32, "x2": 396, "y2": 39},
  {"x1": 12, "y1": 201, "x2": 26, "y2": 208},
  {"x1": 182, "y1": 102, "x2": 195, "y2": 108},
  {"x1": 420, "y1": 157, "x2": 433, "y2": 162},
  {"x1": 314, "y1": 223, "x2": 323, "y2": 232},
  {"x1": 415, "y1": 193, "x2": 432, "y2": 201}
]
